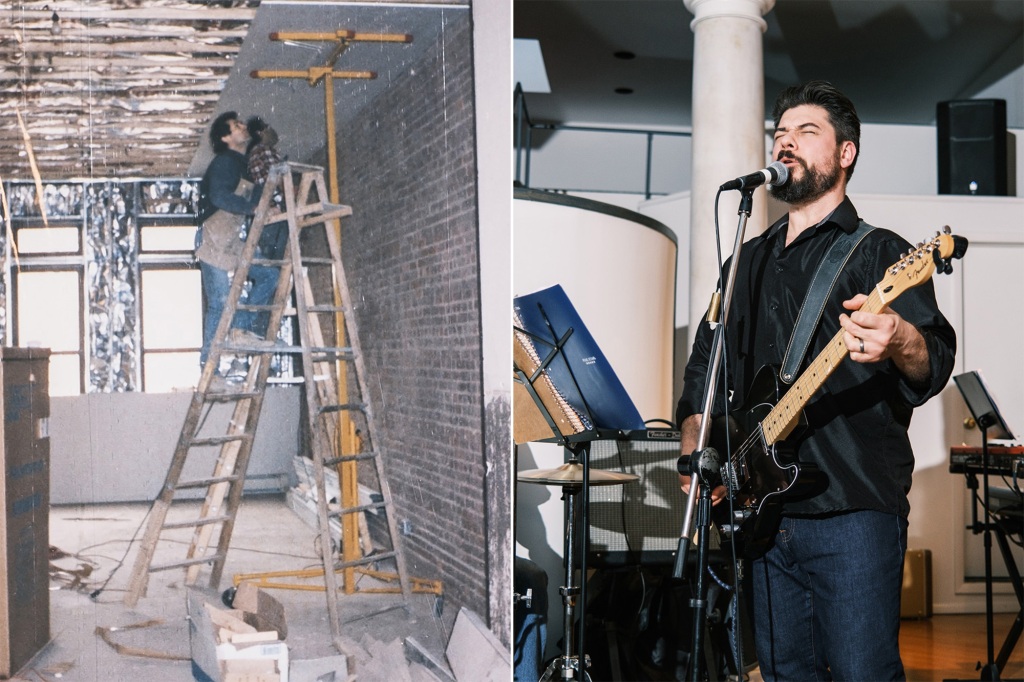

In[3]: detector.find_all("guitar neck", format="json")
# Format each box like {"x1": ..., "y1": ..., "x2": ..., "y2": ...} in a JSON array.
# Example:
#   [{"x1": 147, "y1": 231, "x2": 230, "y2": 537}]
[{"x1": 761, "y1": 286, "x2": 890, "y2": 445}]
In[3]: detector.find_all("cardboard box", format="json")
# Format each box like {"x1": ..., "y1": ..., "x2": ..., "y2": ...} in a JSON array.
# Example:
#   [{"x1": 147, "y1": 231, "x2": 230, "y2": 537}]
[
  {"x1": 188, "y1": 588, "x2": 289, "y2": 682},
  {"x1": 189, "y1": 585, "x2": 346, "y2": 682},
  {"x1": 901, "y1": 548, "x2": 933, "y2": 619},
  {"x1": 233, "y1": 582, "x2": 287, "y2": 639}
]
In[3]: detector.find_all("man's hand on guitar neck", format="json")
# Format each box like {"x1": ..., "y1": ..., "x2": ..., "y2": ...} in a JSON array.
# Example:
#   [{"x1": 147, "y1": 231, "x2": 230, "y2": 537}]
[
  {"x1": 678, "y1": 413, "x2": 728, "y2": 505},
  {"x1": 839, "y1": 294, "x2": 930, "y2": 384}
]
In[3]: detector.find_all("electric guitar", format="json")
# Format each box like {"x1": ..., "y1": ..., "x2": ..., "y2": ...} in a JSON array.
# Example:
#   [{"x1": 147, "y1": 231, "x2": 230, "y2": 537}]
[{"x1": 713, "y1": 227, "x2": 968, "y2": 559}]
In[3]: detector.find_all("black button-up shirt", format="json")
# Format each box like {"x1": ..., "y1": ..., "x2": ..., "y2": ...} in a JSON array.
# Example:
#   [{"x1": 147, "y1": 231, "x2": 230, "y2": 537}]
[{"x1": 677, "y1": 197, "x2": 956, "y2": 517}]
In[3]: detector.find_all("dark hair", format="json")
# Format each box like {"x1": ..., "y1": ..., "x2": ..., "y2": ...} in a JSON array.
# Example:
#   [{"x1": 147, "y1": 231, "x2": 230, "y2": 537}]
[
  {"x1": 210, "y1": 111, "x2": 239, "y2": 154},
  {"x1": 772, "y1": 80, "x2": 860, "y2": 178},
  {"x1": 246, "y1": 116, "x2": 268, "y2": 154}
]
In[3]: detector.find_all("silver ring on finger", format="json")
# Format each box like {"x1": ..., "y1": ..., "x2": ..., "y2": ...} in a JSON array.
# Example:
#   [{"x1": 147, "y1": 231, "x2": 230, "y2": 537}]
[{"x1": 858, "y1": 338, "x2": 865, "y2": 354}]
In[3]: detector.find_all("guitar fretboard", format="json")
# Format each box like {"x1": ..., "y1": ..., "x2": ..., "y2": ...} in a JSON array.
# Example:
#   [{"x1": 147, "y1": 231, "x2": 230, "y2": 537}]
[{"x1": 760, "y1": 250, "x2": 927, "y2": 445}]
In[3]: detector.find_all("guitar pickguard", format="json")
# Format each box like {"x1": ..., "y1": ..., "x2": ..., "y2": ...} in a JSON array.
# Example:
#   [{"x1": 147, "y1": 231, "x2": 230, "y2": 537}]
[{"x1": 710, "y1": 366, "x2": 804, "y2": 558}]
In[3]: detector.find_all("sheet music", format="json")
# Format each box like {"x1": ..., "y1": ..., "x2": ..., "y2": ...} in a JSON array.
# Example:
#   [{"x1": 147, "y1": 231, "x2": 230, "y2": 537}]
[
  {"x1": 513, "y1": 284, "x2": 645, "y2": 432},
  {"x1": 954, "y1": 370, "x2": 1016, "y2": 441},
  {"x1": 513, "y1": 310, "x2": 587, "y2": 438}
]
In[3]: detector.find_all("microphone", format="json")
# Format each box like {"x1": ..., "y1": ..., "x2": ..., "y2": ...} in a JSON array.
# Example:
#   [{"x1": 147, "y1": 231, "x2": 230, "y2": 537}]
[{"x1": 719, "y1": 160, "x2": 789, "y2": 191}]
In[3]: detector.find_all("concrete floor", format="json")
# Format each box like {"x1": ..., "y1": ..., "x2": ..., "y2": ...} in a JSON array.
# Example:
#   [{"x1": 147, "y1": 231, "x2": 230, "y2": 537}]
[{"x1": 27, "y1": 495, "x2": 451, "y2": 682}]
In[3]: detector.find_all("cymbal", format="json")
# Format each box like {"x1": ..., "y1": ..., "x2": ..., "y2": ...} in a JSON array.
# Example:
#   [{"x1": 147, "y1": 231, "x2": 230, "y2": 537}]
[{"x1": 517, "y1": 462, "x2": 639, "y2": 486}]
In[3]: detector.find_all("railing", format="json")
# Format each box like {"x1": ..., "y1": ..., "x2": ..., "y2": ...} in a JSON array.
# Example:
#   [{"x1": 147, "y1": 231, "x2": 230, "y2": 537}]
[{"x1": 514, "y1": 83, "x2": 692, "y2": 199}]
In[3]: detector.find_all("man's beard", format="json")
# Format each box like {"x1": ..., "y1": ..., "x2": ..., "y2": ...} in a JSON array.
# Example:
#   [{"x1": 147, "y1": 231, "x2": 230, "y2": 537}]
[{"x1": 770, "y1": 149, "x2": 843, "y2": 205}]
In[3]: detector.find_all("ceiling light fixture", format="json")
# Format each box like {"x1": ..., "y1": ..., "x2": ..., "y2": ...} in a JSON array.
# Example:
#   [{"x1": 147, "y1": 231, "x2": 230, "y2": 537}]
[
  {"x1": 614, "y1": 51, "x2": 636, "y2": 60},
  {"x1": 50, "y1": 11, "x2": 61, "y2": 36},
  {"x1": 614, "y1": 87, "x2": 634, "y2": 95}
]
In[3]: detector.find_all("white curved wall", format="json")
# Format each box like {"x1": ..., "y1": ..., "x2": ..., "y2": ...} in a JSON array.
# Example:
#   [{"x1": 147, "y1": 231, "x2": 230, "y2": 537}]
[
  {"x1": 513, "y1": 194, "x2": 678, "y2": 424},
  {"x1": 512, "y1": 191, "x2": 678, "y2": 658}
]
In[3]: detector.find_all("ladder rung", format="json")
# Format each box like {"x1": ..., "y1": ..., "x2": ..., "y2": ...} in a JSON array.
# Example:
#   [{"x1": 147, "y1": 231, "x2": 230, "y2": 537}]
[
  {"x1": 332, "y1": 550, "x2": 397, "y2": 571},
  {"x1": 276, "y1": 307, "x2": 346, "y2": 316},
  {"x1": 308, "y1": 347, "x2": 356, "y2": 359},
  {"x1": 283, "y1": 161, "x2": 323, "y2": 173},
  {"x1": 236, "y1": 302, "x2": 346, "y2": 316},
  {"x1": 250, "y1": 257, "x2": 288, "y2": 267},
  {"x1": 224, "y1": 341, "x2": 285, "y2": 354},
  {"x1": 323, "y1": 452, "x2": 378, "y2": 467},
  {"x1": 190, "y1": 434, "x2": 251, "y2": 447},
  {"x1": 306, "y1": 304, "x2": 347, "y2": 314},
  {"x1": 318, "y1": 402, "x2": 367, "y2": 414},
  {"x1": 175, "y1": 475, "x2": 241, "y2": 489},
  {"x1": 204, "y1": 389, "x2": 262, "y2": 402},
  {"x1": 149, "y1": 554, "x2": 223, "y2": 573},
  {"x1": 299, "y1": 257, "x2": 335, "y2": 265},
  {"x1": 162, "y1": 514, "x2": 232, "y2": 530},
  {"x1": 327, "y1": 500, "x2": 387, "y2": 518},
  {"x1": 298, "y1": 212, "x2": 347, "y2": 228}
]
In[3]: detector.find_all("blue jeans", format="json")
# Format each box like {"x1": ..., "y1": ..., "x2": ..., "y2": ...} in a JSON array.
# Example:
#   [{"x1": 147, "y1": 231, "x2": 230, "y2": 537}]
[
  {"x1": 752, "y1": 510, "x2": 908, "y2": 681},
  {"x1": 199, "y1": 260, "x2": 279, "y2": 366},
  {"x1": 514, "y1": 557, "x2": 549, "y2": 681}
]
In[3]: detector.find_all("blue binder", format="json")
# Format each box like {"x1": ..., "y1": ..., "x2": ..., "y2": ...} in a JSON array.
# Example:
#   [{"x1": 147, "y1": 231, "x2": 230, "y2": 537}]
[{"x1": 513, "y1": 284, "x2": 645, "y2": 432}]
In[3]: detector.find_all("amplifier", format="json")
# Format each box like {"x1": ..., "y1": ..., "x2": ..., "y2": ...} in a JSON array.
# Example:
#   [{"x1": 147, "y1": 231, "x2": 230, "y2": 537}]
[
  {"x1": 901, "y1": 549, "x2": 932, "y2": 619},
  {"x1": 587, "y1": 428, "x2": 686, "y2": 566}
]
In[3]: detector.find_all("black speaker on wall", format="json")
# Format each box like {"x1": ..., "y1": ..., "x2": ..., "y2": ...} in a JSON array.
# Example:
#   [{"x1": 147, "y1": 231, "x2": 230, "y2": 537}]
[{"x1": 937, "y1": 99, "x2": 1008, "y2": 196}]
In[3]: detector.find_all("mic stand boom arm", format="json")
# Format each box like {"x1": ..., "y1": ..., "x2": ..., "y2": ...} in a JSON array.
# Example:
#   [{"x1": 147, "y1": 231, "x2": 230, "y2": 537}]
[{"x1": 674, "y1": 186, "x2": 756, "y2": 682}]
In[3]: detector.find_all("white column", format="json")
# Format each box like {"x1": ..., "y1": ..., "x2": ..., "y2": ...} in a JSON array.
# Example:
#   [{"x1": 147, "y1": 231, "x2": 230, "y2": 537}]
[{"x1": 683, "y1": 0, "x2": 775, "y2": 341}]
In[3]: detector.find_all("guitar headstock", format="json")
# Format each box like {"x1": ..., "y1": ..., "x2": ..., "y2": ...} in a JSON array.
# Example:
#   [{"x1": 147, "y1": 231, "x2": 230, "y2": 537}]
[{"x1": 881, "y1": 226, "x2": 969, "y2": 299}]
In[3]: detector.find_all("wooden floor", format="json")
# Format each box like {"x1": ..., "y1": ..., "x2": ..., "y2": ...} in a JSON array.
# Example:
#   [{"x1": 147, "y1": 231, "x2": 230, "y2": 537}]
[{"x1": 901, "y1": 613, "x2": 1023, "y2": 681}]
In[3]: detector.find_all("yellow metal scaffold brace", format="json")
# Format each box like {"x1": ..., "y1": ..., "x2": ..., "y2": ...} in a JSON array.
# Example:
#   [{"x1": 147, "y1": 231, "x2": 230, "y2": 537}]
[{"x1": 248, "y1": 28, "x2": 442, "y2": 606}]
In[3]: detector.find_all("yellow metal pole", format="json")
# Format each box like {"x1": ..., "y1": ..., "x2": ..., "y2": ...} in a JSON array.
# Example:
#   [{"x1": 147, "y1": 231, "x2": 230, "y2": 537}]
[
  {"x1": 321, "y1": 75, "x2": 361, "y2": 594},
  {"x1": 250, "y1": 28, "x2": 419, "y2": 599}
]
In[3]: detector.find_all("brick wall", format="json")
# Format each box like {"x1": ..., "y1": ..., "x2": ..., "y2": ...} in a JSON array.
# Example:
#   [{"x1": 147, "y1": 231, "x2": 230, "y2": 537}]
[{"x1": 331, "y1": 11, "x2": 489, "y2": 632}]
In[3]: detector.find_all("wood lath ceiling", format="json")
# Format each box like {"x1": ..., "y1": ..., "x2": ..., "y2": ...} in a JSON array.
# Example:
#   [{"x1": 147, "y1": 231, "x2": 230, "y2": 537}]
[{"x1": 0, "y1": 1, "x2": 260, "y2": 181}]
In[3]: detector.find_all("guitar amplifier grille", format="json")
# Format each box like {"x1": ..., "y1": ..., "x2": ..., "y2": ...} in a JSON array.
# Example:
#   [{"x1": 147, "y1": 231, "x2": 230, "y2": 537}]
[{"x1": 588, "y1": 429, "x2": 685, "y2": 566}]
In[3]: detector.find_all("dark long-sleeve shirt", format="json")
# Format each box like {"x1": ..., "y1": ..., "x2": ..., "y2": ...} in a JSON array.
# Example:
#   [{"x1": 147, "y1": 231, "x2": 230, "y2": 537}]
[
  {"x1": 676, "y1": 196, "x2": 956, "y2": 518},
  {"x1": 198, "y1": 150, "x2": 261, "y2": 223}
]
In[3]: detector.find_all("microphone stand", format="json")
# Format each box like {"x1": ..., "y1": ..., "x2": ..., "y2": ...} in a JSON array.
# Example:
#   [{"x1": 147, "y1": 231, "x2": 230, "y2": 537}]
[{"x1": 675, "y1": 186, "x2": 757, "y2": 682}]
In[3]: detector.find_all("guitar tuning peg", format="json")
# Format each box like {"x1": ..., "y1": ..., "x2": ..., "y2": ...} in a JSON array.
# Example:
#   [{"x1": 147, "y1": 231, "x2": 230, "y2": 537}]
[
  {"x1": 942, "y1": 225, "x2": 951, "y2": 235},
  {"x1": 943, "y1": 261, "x2": 953, "y2": 275}
]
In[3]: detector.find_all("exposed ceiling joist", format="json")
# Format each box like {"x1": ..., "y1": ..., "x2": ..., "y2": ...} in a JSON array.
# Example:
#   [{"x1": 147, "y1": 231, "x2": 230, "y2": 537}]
[
  {"x1": 0, "y1": 0, "x2": 259, "y2": 180},
  {"x1": 0, "y1": 8, "x2": 256, "y2": 21}
]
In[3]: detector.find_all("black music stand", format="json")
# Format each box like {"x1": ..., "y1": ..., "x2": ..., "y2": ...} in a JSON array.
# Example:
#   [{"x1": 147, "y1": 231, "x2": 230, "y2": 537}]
[
  {"x1": 952, "y1": 371, "x2": 1021, "y2": 682},
  {"x1": 513, "y1": 284, "x2": 645, "y2": 682}
]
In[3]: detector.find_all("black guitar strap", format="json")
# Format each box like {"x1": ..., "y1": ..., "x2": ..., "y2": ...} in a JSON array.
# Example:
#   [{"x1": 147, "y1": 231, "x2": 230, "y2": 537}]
[{"x1": 779, "y1": 219, "x2": 875, "y2": 384}]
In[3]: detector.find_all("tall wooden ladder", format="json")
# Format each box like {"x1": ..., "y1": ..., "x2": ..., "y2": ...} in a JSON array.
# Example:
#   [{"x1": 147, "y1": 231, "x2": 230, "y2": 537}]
[{"x1": 124, "y1": 161, "x2": 422, "y2": 645}]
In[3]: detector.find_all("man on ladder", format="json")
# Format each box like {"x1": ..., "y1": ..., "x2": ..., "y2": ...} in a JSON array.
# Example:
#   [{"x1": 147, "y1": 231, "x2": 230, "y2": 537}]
[{"x1": 195, "y1": 110, "x2": 280, "y2": 384}]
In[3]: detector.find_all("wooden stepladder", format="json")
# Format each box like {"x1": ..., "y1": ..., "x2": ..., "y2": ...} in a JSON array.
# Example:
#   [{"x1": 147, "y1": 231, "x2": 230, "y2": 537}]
[{"x1": 124, "y1": 162, "x2": 436, "y2": 645}]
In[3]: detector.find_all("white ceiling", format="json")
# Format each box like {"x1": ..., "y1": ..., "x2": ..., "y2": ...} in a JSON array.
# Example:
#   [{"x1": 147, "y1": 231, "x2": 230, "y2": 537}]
[{"x1": 514, "y1": 0, "x2": 1024, "y2": 130}]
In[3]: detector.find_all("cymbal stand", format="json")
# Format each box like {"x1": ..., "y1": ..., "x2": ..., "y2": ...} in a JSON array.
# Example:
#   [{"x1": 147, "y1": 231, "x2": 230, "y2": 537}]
[
  {"x1": 541, "y1": 469, "x2": 591, "y2": 681},
  {"x1": 514, "y1": 302, "x2": 606, "y2": 681}
]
